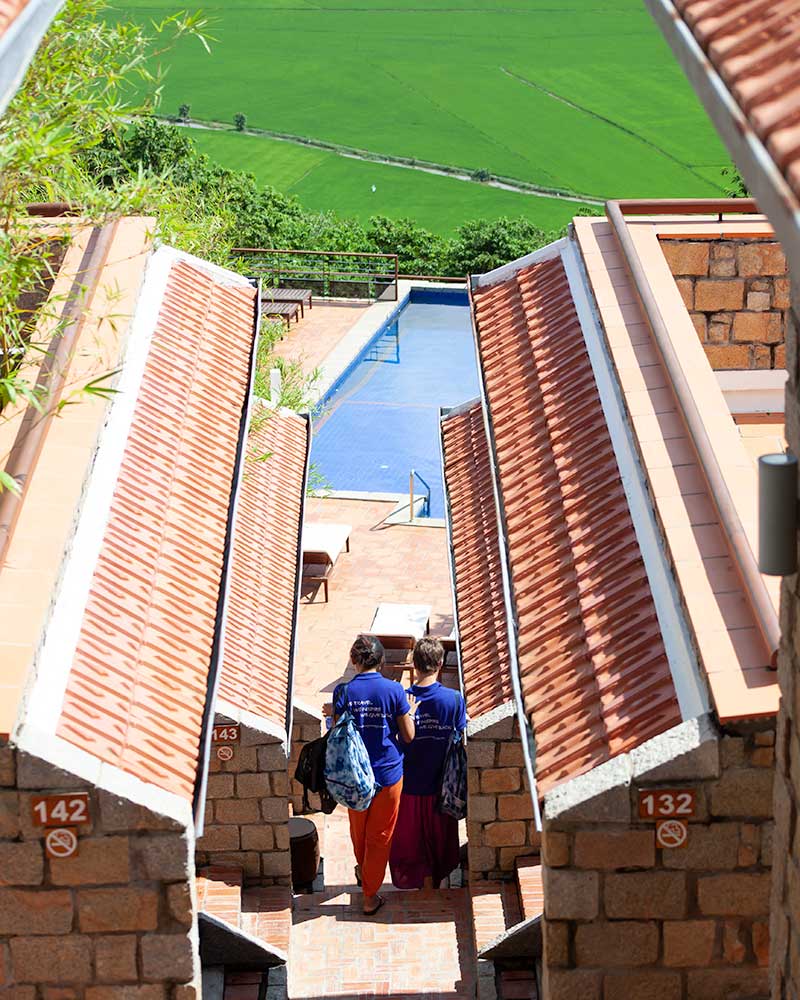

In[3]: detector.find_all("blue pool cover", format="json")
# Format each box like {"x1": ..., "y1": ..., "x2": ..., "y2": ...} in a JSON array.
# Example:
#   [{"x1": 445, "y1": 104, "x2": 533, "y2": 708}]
[{"x1": 311, "y1": 291, "x2": 480, "y2": 518}]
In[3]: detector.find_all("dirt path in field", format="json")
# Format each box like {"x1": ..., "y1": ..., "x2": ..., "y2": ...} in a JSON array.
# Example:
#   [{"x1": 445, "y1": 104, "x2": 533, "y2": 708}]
[
  {"x1": 500, "y1": 67, "x2": 725, "y2": 191},
  {"x1": 165, "y1": 116, "x2": 604, "y2": 206}
]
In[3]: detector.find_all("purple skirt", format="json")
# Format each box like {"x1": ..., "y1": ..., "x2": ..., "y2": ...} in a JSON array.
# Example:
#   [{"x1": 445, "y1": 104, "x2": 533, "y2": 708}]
[{"x1": 389, "y1": 792, "x2": 460, "y2": 890}]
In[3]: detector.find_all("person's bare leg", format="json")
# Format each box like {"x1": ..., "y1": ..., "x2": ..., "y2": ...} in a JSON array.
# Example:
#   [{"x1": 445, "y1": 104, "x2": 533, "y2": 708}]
[{"x1": 422, "y1": 876, "x2": 434, "y2": 889}]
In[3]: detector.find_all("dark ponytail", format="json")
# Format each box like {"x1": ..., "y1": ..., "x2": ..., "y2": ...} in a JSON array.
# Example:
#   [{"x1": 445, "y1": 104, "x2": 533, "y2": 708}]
[{"x1": 350, "y1": 633, "x2": 385, "y2": 671}]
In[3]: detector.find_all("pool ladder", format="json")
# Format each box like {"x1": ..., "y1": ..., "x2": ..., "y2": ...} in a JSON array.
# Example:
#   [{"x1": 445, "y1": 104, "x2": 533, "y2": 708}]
[{"x1": 409, "y1": 468, "x2": 431, "y2": 520}]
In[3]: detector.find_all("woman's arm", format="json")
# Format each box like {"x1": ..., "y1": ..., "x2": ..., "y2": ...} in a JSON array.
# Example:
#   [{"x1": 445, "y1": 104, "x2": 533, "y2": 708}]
[{"x1": 396, "y1": 692, "x2": 418, "y2": 744}]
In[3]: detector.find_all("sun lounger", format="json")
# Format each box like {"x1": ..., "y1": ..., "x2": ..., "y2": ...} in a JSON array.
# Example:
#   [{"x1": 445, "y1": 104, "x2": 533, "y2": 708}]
[
  {"x1": 262, "y1": 288, "x2": 313, "y2": 317},
  {"x1": 301, "y1": 522, "x2": 351, "y2": 603},
  {"x1": 261, "y1": 300, "x2": 299, "y2": 329},
  {"x1": 370, "y1": 603, "x2": 431, "y2": 665}
]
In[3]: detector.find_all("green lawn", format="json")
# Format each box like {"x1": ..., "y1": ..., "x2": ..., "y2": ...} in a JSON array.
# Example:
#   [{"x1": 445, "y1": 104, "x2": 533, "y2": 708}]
[
  {"x1": 191, "y1": 129, "x2": 585, "y2": 235},
  {"x1": 118, "y1": 0, "x2": 728, "y2": 229}
]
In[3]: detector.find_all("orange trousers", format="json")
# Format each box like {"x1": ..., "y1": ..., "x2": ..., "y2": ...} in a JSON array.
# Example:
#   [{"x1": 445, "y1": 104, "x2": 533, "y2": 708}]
[{"x1": 348, "y1": 778, "x2": 403, "y2": 898}]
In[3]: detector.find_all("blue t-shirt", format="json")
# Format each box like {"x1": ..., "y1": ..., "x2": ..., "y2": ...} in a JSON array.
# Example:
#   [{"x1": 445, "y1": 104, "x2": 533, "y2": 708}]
[
  {"x1": 401, "y1": 683, "x2": 467, "y2": 796},
  {"x1": 333, "y1": 672, "x2": 410, "y2": 788}
]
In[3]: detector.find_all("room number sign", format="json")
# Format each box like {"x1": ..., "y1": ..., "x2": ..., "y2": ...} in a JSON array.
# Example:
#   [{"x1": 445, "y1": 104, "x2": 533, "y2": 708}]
[
  {"x1": 31, "y1": 792, "x2": 90, "y2": 827},
  {"x1": 638, "y1": 788, "x2": 696, "y2": 820},
  {"x1": 212, "y1": 725, "x2": 240, "y2": 743}
]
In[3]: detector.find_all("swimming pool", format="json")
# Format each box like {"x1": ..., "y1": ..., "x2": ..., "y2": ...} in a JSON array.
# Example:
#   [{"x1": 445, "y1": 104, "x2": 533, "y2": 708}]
[{"x1": 311, "y1": 288, "x2": 480, "y2": 518}]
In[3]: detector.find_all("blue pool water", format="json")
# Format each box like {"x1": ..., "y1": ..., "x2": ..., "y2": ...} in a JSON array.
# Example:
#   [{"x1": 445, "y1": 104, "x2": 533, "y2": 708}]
[{"x1": 311, "y1": 289, "x2": 480, "y2": 518}]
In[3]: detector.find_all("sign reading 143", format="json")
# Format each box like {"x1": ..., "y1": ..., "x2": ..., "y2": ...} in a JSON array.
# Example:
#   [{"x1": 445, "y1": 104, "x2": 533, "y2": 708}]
[
  {"x1": 638, "y1": 788, "x2": 696, "y2": 820},
  {"x1": 31, "y1": 793, "x2": 90, "y2": 827}
]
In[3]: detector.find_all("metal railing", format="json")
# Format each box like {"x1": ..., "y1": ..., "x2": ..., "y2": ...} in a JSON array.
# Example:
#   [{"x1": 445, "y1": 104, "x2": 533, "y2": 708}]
[
  {"x1": 232, "y1": 247, "x2": 399, "y2": 301},
  {"x1": 409, "y1": 468, "x2": 431, "y2": 520}
]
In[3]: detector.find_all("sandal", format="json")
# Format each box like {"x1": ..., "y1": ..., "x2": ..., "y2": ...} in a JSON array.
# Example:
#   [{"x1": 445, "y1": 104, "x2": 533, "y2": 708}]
[
  {"x1": 354, "y1": 864, "x2": 362, "y2": 887},
  {"x1": 363, "y1": 894, "x2": 386, "y2": 916}
]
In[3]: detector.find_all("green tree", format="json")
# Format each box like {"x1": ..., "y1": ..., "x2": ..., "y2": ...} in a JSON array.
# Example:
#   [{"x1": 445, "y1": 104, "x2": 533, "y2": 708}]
[
  {"x1": 178, "y1": 103, "x2": 190, "y2": 122},
  {"x1": 445, "y1": 217, "x2": 555, "y2": 275},
  {"x1": 234, "y1": 113, "x2": 247, "y2": 132}
]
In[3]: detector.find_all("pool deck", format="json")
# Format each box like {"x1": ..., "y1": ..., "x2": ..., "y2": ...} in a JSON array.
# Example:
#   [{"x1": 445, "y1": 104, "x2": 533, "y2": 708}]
[
  {"x1": 271, "y1": 300, "x2": 371, "y2": 378},
  {"x1": 294, "y1": 496, "x2": 455, "y2": 712}
]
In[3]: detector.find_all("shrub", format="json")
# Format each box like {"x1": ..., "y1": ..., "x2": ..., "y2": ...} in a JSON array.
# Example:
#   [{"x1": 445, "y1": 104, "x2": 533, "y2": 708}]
[
  {"x1": 234, "y1": 113, "x2": 247, "y2": 132},
  {"x1": 178, "y1": 103, "x2": 190, "y2": 121}
]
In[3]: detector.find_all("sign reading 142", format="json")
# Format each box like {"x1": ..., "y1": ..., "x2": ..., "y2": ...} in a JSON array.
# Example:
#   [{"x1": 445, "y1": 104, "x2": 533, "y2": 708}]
[
  {"x1": 31, "y1": 793, "x2": 90, "y2": 827},
  {"x1": 638, "y1": 788, "x2": 696, "y2": 820}
]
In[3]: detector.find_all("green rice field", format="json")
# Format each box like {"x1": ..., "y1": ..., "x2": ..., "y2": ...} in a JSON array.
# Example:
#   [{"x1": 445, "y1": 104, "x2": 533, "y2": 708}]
[
  {"x1": 120, "y1": 0, "x2": 730, "y2": 233},
  {"x1": 190, "y1": 129, "x2": 584, "y2": 234}
]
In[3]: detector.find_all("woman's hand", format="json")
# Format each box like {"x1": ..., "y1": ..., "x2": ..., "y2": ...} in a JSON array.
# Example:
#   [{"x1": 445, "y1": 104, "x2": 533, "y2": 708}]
[{"x1": 406, "y1": 693, "x2": 419, "y2": 717}]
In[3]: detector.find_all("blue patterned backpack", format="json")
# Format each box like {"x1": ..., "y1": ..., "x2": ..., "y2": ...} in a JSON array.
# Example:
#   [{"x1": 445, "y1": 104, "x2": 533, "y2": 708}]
[{"x1": 325, "y1": 683, "x2": 376, "y2": 811}]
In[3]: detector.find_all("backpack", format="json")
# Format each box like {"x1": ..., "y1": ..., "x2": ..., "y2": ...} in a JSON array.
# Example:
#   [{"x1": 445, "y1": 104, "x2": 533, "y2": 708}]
[
  {"x1": 324, "y1": 683, "x2": 376, "y2": 811},
  {"x1": 294, "y1": 733, "x2": 337, "y2": 814},
  {"x1": 438, "y1": 692, "x2": 467, "y2": 820}
]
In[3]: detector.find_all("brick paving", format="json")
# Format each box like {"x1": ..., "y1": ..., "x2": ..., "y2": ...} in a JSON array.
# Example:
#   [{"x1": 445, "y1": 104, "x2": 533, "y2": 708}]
[
  {"x1": 272, "y1": 301, "x2": 370, "y2": 378},
  {"x1": 290, "y1": 813, "x2": 477, "y2": 1000}
]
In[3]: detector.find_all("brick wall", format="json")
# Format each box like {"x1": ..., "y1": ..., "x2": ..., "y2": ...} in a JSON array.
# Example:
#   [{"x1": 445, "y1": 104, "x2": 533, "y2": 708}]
[
  {"x1": 542, "y1": 723, "x2": 774, "y2": 1000},
  {"x1": 288, "y1": 704, "x2": 323, "y2": 816},
  {"x1": 195, "y1": 717, "x2": 290, "y2": 887},
  {"x1": 661, "y1": 238, "x2": 789, "y2": 370},
  {"x1": 771, "y1": 274, "x2": 800, "y2": 1000},
  {"x1": 0, "y1": 740, "x2": 197, "y2": 1000},
  {"x1": 467, "y1": 711, "x2": 539, "y2": 882}
]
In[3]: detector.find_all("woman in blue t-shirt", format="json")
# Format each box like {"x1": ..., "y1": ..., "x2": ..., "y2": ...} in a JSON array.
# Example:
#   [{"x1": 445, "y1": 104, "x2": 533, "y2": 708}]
[
  {"x1": 389, "y1": 637, "x2": 467, "y2": 890},
  {"x1": 332, "y1": 634, "x2": 417, "y2": 915}
]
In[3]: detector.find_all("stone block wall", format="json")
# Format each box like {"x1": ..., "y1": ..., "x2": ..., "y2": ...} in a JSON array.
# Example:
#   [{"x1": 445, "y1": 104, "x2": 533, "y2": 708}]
[
  {"x1": 660, "y1": 237, "x2": 789, "y2": 370},
  {"x1": 542, "y1": 723, "x2": 774, "y2": 1000},
  {"x1": 288, "y1": 704, "x2": 324, "y2": 816},
  {"x1": 195, "y1": 717, "x2": 290, "y2": 887},
  {"x1": 0, "y1": 739, "x2": 198, "y2": 1000},
  {"x1": 771, "y1": 275, "x2": 800, "y2": 1000},
  {"x1": 467, "y1": 711, "x2": 539, "y2": 882}
]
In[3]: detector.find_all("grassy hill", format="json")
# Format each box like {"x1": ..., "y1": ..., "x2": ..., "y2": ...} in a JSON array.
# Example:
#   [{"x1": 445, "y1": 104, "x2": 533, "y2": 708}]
[{"x1": 118, "y1": 0, "x2": 729, "y2": 233}]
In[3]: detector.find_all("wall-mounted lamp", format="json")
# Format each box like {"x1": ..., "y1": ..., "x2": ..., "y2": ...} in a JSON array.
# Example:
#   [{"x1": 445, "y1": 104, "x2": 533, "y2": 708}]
[{"x1": 759, "y1": 453, "x2": 799, "y2": 576}]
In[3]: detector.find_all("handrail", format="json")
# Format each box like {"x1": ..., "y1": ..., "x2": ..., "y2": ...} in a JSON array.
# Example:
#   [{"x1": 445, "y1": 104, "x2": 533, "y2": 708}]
[
  {"x1": 409, "y1": 468, "x2": 431, "y2": 520},
  {"x1": 233, "y1": 246, "x2": 398, "y2": 260},
  {"x1": 605, "y1": 198, "x2": 780, "y2": 664},
  {"x1": 232, "y1": 247, "x2": 399, "y2": 301},
  {"x1": 611, "y1": 197, "x2": 760, "y2": 220}
]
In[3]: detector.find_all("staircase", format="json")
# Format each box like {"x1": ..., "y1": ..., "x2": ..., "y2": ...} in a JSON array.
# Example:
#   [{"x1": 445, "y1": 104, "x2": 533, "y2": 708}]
[{"x1": 196, "y1": 866, "x2": 292, "y2": 1000}]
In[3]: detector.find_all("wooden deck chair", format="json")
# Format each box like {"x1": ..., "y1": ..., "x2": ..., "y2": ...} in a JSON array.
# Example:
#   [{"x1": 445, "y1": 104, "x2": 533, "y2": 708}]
[
  {"x1": 264, "y1": 287, "x2": 313, "y2": 317},
  {"x1": 301, "y1": 522, "x2": 351, "y2": 603},
  {"x1": 370, "y1": 603, "x2": 431, "y2": 670},
  {"x1": 261, "y1": 300, "x2": 299, "y2": 330}
]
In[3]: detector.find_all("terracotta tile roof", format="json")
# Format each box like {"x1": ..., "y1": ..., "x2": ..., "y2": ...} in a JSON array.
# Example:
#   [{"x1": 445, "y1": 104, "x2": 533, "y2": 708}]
[
  {"x1": 441, "y1": 400, "x2": 513, "y2": 719},
  {"x1": 217, "y1": 407, "x2": 309, "y2": 733},
  {"x1": 676, "y1": 0, "x2": 800, "y2": 198},
  {"x1": 574, "y1": 215, "x2": 779, "y2": 721},
  {"x1": 471, "y1": 255, "x2": 681, "y2": 794},
  {"x1": 56, "y1": 259, "x2": 257, "y2": 801}
]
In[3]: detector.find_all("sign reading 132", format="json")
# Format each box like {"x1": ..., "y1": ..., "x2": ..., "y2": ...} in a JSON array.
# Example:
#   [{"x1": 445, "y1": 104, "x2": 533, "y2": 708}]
[
  {"x1": 638, "y1": 788, "x2": 696, "y2": 820},
  {"x1": 31, "y1": 793, "x2": 90, "y2": 827}
]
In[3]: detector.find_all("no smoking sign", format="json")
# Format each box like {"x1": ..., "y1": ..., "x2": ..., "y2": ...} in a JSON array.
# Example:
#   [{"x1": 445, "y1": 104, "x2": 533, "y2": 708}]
[
  {"x1": 656, "y1": 819, "x2": 688, "y2": 849},
  {"x1": 45, "y1": 827, "x2": 79, "y2": 859}
]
